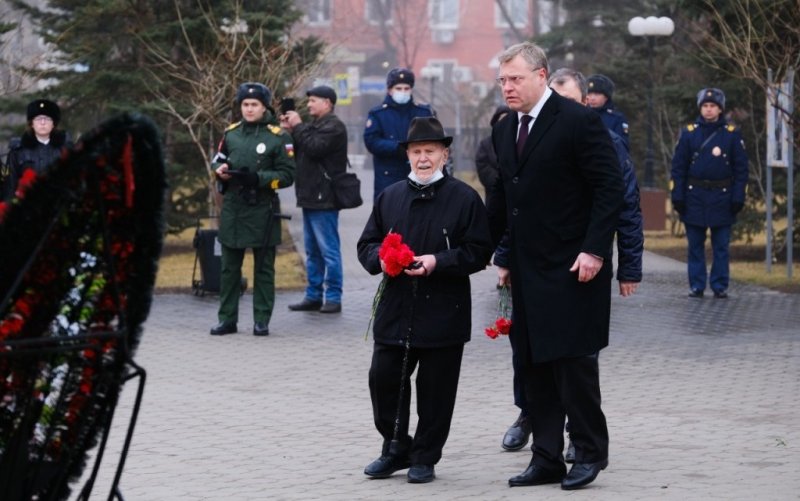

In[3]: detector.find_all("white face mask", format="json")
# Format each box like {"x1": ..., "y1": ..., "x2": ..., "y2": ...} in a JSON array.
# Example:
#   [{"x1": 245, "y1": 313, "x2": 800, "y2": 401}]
[
  {"x1": 391, "y1": 91, "x2": 412, "y2": 105},
  {"x1": 408, "y1": 168, "x2": 444, "y2": 186}
]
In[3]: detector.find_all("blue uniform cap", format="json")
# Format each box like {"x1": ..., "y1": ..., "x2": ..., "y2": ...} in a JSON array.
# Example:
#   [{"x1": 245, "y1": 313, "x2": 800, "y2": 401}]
[
  {"x1": 387, "y1": 68, "x2": 415, "y2": 88},
  {"x1": 587, "y1": 74, "x2": 615, "y2": 99},
  {"x1": 696, "y1": 88, "x2": 725, "y2": 110},
  {"x1": 236, "y1": 82, "x2": 272, "y2": 108}
]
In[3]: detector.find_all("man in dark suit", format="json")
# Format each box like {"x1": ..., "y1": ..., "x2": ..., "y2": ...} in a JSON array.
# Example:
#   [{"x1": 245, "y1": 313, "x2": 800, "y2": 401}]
[{"x1": 486, "y1": 42, "x2": 624, "y2": 490}]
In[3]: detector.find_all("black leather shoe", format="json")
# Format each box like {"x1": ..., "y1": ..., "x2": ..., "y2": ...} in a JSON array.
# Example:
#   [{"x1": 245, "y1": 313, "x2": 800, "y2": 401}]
[
  {"x1": 713, "y1": 290, "x2": 728, "y2": 299},
  {"x1": 364, "y1": 454, "x2": 411, "y2": 478},
  {"x1": 288, "y1": 298, "x2": 323, "y2": 311},
  {"x1": 565, "y1": 440, "x2": 576, "y2": 463},
  {"x1": 502, "y1": 413, "x2": 531, "y2": 451},
  {"x1": 253, "y1": 321, "x2": 269, "y2": 336},
  {"x1": 561, "y1": 459, "x2": 608, "y2": 490},
  {"x1": 319, "y1": 302, "x2": 341, "y2": 313},
  {"x1": 210, "y1": 321, "x2": 237, "y2": 335},
  {"x1": 509, "y1": 464, "x2": 565, "y2": 487},
  {"x1": 688, "y1": 289, "x2": 704, "y2": 298},
  {"x1": 407, "y1": 464, "x2": 435, "y2": 483}
]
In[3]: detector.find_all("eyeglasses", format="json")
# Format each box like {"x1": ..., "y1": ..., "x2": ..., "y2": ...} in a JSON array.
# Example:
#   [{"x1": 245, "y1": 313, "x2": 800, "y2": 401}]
[
  {"x1": 33, "y1": 116, "x2": 53, "y2": 123},
  {"x1": 496, "y1": 68, "x2": 544, "y2": 86}
]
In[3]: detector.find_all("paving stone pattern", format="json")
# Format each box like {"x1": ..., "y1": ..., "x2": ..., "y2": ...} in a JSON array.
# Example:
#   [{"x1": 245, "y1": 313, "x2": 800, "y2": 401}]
[{"x1": 73, "y1": 168, "x2": 800, "y2": 500}]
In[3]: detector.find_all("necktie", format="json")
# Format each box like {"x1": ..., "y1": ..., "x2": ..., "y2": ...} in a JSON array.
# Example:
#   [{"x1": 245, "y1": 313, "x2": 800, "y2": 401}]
[{"x1": 516, "y1": 114, "x2": 532, "y2": 158}]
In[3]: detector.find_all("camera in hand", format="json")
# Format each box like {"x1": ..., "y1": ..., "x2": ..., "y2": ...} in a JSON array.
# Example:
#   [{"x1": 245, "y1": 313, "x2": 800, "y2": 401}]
[
  {"x1": 408, "y1": 261, "x2": 423, "y2": 270},
  {"x1": 280, "y1": 98, "x2": 295, "y2": 114}
]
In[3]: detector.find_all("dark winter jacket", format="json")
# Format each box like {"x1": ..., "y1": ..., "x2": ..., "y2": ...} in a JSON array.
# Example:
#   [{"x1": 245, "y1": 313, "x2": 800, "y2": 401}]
[
  {"x1": 475, "y1": 135, "x2": 499, "y2": 192},
  {"x1": 493, "y1": 129, "x2": 642, "y2": 283},
  {"x1": 592, "y1": 98, "x2": 629, "y2": 149},
  {"x1": 290, "y1": 112, "x2": 348, "y2": 210},
  {"x1": 363, "y1": 95, "x2": 434, "y2": 198},
  {"x1": 670, "y1": 117, "x2": 748, "y2": 228},
  {"x1": 357, "y1": 174, "x2": 493, "y2": 348},
  {"x1": 609, "y1": 130, "x2": 643, "y2": 282},
  {"x1": 3, "y1": 130, "x2": 71, "y2": 200},
  {"x1": 212, "y1": 116, "x2": 295, "y2": 248}
]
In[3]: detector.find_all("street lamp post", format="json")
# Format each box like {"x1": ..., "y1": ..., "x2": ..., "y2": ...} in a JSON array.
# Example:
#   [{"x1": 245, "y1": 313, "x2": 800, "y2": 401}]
[{"x1": 628, "y1": 16, "x2": 674, "y2": 188}]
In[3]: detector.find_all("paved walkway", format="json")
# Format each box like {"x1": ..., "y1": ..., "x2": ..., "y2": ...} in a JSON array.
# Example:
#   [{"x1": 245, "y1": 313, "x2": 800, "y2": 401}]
[{"x1": 74, "y1": 167, "x2": 800, "y2": 500}]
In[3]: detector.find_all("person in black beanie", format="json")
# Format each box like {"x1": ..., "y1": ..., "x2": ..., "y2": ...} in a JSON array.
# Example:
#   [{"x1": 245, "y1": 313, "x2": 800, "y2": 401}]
[{"x1": 2, "y1": 99, "x2": 72, "y2": 200}]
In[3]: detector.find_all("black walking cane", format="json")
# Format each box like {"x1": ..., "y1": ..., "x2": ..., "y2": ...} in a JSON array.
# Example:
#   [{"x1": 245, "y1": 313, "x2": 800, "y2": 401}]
[{"x1": 388, "y1": 276, "x2": 418, "y2": 457}]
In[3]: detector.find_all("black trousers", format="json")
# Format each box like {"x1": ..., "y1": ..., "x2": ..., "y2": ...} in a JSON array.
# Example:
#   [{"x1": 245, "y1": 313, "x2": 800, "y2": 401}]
[
  {"x1": 523, "y1": 354, "x2": 608, "y2": 470},
  {"x1": 368, "y1": 342, "x2": 464, "y2": 465}
]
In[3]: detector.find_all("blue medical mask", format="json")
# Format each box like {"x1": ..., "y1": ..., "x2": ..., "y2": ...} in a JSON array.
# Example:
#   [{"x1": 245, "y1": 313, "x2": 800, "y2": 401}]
[{"x1": 391, "y1": 91, "x2": 412, "y2": 105}]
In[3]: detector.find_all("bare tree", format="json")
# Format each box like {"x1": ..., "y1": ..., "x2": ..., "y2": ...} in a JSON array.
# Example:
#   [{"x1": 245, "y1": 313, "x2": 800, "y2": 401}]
[{"x1": 136, "y1": 0, "x2": 325, "y2": 215}]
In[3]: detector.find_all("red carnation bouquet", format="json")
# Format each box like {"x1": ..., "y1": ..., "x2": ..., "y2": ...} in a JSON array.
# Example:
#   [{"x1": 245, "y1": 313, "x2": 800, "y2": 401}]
[
  {"x1": 365, "y1": 232, "x2": 416, "y2": 339},
  {"x1": 378, "y1": 232, "x2": 415, "y2": 277},
  {"x1": 486, "y1": 285, "x2": 513, "y2": 339}
]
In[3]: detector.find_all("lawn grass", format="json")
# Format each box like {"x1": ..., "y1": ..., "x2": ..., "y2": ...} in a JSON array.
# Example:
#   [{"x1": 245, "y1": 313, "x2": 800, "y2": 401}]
[
  {"x1": 645, "y1": 230, "x2": 800, "y2": 293},
  {"x1": 155, "y1": 221, "x2": 306, "y2": 293}
]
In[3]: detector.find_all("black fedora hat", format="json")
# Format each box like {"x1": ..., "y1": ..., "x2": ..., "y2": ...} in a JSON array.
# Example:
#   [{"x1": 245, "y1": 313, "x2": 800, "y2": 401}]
[{"x1": 399, "y1": 117, "x2": 452, "y2": 148}]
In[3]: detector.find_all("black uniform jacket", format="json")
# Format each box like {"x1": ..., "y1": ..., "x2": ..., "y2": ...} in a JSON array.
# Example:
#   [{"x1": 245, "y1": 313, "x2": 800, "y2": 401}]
[
  {"x1": 357, "y1": 174, "x2": 493, "y2": 348},
  {"x1": 487, "y1": 92, "x2": 623, "y2": 363}
]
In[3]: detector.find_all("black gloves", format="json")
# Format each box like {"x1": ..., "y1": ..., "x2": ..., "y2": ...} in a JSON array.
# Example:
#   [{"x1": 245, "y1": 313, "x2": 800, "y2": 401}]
[
  {"x1": 672, "y1": 200, "x2": 685, "y2": 215},
  {"x1": 731, "y1": 202, "x2": 744, "y2": 215},
  {"x1": 241, "y1": 171, "x2": 259, "y2": 187}
]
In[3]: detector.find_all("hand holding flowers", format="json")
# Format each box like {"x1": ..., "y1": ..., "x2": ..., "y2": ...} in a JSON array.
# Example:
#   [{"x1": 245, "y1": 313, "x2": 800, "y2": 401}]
[{"x1": 485, "y1": 285, "x2": 513, "y2": 339}]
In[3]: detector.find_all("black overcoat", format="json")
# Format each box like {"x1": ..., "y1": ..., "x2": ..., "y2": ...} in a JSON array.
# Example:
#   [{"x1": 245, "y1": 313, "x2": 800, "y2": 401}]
[
  {"x1": 357, "y1": 175, "x2": 493, "y2": 348},
  {"x1": 487, "y1": 92, "x2": 624, "y2": 363}
]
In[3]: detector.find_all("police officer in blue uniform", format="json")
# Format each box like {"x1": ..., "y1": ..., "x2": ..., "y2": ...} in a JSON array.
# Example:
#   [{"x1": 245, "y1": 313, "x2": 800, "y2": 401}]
[
  {"x1": 670, "y1": 88, "x2": 748, "y2": 298},
  {"x1": 586, "y1": 74, "x2": 629, "y2": 149},
  {"x1": 364, "y1": 68, "x2": 435, "y2": 199}
]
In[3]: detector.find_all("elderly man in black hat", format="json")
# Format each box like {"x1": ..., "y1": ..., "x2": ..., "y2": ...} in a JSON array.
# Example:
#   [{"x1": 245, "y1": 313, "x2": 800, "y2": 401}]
[
  {"x1": 3, "y1": 99, "x2": 71, "y2": 200},
  {"x1": 357, "y1": 117, "x2": 493, "y2": 484},
  {"x1": 363, "y1": 68, "x2": 436, "y2": 199},
  {"x1": 280, "y1": 85, "x2": 348, "y2": 314}
]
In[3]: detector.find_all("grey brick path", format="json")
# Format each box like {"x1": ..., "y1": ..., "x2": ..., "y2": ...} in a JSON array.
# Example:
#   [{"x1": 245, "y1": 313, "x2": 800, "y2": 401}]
[{"x1": 74, "y1": 167, "x2": 800, "y2": 500}]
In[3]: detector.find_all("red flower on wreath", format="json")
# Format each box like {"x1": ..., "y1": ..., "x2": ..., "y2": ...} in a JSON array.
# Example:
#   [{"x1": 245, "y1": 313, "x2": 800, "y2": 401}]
[
  {"x1": 378, "y1": 232, "x2": 415, "y2": 277},
  {"x1": 15, "y1": 169, "x2": 38, "y2": 199}
]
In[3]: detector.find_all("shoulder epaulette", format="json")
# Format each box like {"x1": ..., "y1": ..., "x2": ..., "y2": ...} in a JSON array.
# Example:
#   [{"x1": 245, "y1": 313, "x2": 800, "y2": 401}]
[
  {"x1": 686, "y1": 124, "x2": 696, "y2": 132},
  {"x1": 726, "y1": 124, "x2": 736, "y2": 132},
  {"x1": 225, "y1": 121, "x2": 242, "y2": 132},
  {"x1": 268, "y1": 124, "x2": 283, "y2": 136}
]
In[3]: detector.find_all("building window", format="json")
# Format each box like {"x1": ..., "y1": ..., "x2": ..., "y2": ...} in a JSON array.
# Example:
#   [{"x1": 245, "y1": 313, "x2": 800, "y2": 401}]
[
  {"x1": 429, "y1": 0, "x2": 459, "y2": 29},
  {"x1": 303, "y1": 0, "x2": 332, "y2": 26},
  {"x1": 495, "y1": 0, "x2": 528, "y2": 28},
  {"x1": 366, "y1": 0, "x2": 393, "y2": 25}
]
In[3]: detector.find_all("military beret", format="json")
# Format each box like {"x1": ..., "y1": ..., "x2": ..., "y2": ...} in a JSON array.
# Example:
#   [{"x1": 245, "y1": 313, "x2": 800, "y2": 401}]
[
  {"x1": 387, "y1": 67, "x2": 415, "y2": 88},
  {"x1": 587, "y1": 74, "x2": 615, "y2": 99},
  {"x1": 236, "y1": 82, "x2": 272, "y2": 108},
  {"x1": 696, "y1": 87, "x2": 725, "y2": 110},
  {"x1": 306, "y1": 85, "x2": 337, "y2": 106},
  {"x1": 27, "y1": 99, "x2": 61, "y2": 126}
]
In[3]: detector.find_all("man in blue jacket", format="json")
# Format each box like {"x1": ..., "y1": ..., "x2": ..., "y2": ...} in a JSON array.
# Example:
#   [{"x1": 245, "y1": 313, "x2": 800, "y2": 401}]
[
  {"x1": 364, "y1": 68, "x2": 435, "y2": 199},
  {"x1": 671, "y1": 88, "x2": 748, "y2": 299},
  {"x1": 497, "y1": 68, "x2": 643, "y2": 458}
]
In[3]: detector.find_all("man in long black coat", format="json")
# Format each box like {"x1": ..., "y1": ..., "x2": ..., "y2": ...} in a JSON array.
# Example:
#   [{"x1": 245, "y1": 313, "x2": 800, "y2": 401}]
[{"x1": 486, "y1": 42, "x2": 624, "y2": 490}]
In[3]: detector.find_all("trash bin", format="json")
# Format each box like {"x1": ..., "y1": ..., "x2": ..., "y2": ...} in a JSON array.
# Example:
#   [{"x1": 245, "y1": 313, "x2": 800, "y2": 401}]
[{"x1": 192, "y1": 228, "x2": 222, "y2": 295}]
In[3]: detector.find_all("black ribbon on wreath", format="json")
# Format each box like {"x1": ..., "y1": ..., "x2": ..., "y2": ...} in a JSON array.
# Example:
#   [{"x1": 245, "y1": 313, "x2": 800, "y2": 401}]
[{"x1": 0, "y1": 114, "x2": 167, "y2": 500}]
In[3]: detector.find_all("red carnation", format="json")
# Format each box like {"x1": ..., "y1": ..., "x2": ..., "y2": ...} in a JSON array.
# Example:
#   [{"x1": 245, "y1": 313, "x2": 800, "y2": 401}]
[
  {"x1": 378, "y1": 232, "x2": 415, "y2": 277},
  {"x1": 495, "y1": 317, "x2": 512, "y2": 335}
]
